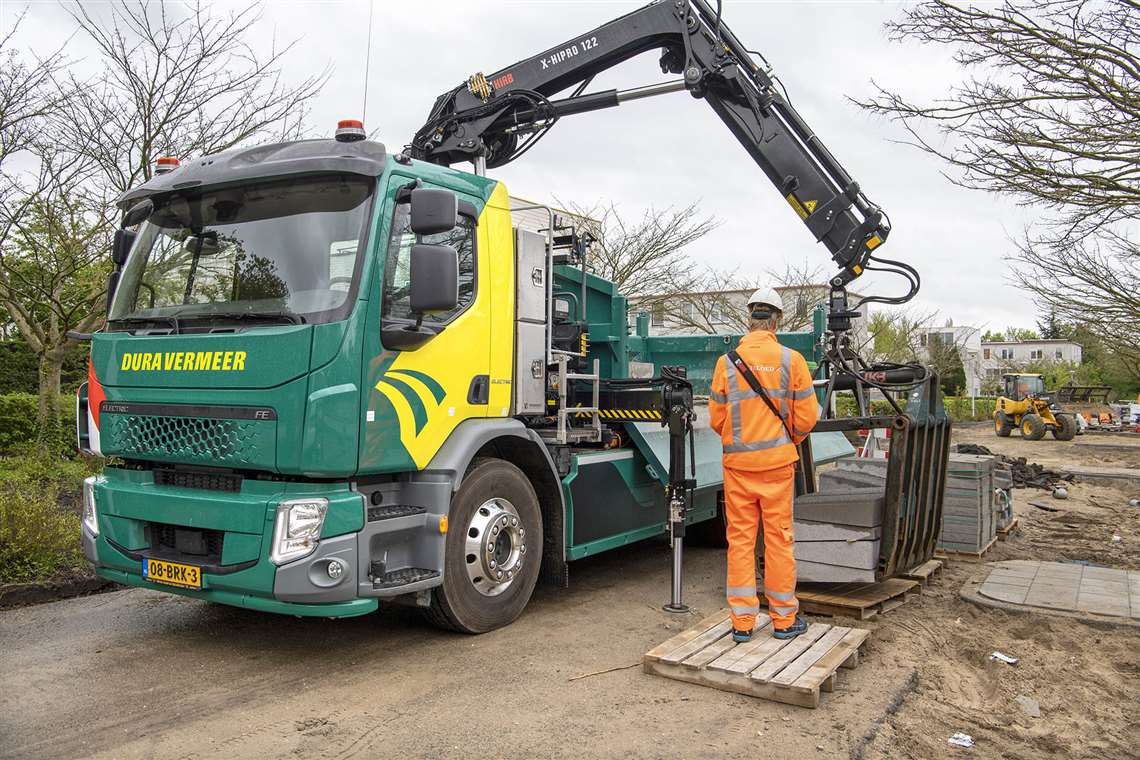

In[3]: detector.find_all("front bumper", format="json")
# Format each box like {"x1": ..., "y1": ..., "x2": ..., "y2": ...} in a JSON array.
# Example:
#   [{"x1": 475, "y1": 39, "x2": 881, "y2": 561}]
[{"x1": 85, "y1": 469, "x2": 449, "y2": 617}]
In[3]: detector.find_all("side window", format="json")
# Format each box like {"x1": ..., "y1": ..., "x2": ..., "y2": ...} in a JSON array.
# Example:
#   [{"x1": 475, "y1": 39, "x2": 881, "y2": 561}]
[{"x1": 381, "y1": 202, "x2": 476, "y2": 324}]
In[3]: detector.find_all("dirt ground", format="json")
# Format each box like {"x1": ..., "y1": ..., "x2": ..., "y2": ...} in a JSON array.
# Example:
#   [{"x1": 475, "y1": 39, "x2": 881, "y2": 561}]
[{"x1": 1, "y1": 425, "x2": 1137, "y2": 760}]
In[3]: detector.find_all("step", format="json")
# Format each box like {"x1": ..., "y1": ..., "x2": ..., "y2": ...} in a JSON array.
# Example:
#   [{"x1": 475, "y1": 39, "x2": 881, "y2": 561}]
[
  {"x1": 371, "y1": 566, "x2": 440, "y2": 589},
  {"x1": 366, "y1": 504, "x2": 427, "y2": 522}
]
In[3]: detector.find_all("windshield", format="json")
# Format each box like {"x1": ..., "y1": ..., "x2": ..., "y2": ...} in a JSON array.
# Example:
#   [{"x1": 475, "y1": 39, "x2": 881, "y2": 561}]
[{"x1": 110, "y1": 175, "x2": 373, "y2": 326}]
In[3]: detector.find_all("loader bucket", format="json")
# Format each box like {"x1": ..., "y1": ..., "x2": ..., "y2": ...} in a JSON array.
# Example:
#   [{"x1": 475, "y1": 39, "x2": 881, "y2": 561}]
[{"x1": 1055, "y1": 384, "x2": 1112, "y2": 405}]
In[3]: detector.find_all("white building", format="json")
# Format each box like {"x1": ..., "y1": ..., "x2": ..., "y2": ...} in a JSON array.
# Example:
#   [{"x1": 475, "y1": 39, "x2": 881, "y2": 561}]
[
  {"x1": 918, "y1": 324, "x2": 983, "y2": 396},
  {"x1": 980, "y1": 339, "x2": 1083, "y2": 391}
]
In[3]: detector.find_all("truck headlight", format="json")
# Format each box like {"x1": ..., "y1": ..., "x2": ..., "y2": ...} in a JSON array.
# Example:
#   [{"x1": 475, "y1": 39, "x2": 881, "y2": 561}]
[
  {"x1": 270, "y1": 498, "x2": 328, "y2": 565},
  {"x1": 82, "y1": 476, "x2": 99, "y2": 536}
]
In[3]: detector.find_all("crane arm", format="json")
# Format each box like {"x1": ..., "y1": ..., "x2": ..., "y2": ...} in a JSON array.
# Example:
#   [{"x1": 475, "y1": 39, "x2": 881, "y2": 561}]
[{"x1": 409, "y1": 0, "x2": 899, "y2": 288}]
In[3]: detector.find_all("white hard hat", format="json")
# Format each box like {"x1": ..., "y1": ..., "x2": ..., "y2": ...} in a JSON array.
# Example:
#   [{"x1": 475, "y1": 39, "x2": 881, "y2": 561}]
[{"x1": 747, "y1": 287, "x2": 783, "y2": 313}]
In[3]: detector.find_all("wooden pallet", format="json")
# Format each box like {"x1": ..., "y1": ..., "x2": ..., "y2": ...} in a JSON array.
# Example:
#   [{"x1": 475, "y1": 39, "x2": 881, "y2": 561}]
[
  {"x1": 643, "y1": 610, "x2": 870, "y2": 709},
  {"x1": 762, "y1": 577, "x2": 921, "y2": 620},
  {"x1": 936, "y1": 534, "x2": 999, "y2": 563},
  {"x1": 996, "y1": 517, "x2": 1020, "y2": 541},
  {"x1": 901, "y1": 559, "x2": 943, "y2": 587}
]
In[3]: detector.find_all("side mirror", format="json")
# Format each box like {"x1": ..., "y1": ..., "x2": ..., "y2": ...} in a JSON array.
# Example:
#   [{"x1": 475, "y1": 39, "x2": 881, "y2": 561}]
[
  {"x1": 122, "y1": 198, "x2": 154, "y2": 227},
  {"x1": 106, "y1": 270, "x2": 121, "y2": 312},
  {"x1": 112, "y1": 228, "x2": 136, "y2": 266},
  {"x1": 409, "y1": 188, "x2": 457, "y2": 235},
  {"x1": 409, "y1": 243, "x2": 458, "y2": 313}
]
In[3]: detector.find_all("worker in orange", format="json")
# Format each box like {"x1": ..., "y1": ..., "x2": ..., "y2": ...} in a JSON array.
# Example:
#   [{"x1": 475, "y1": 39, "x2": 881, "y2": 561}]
[{"x1": 709, "y1": 288, "x2": 819, "y2": 642}]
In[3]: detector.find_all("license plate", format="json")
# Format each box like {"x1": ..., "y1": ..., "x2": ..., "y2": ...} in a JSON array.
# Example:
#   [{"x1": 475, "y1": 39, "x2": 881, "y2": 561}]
[{"x1": 142, "y1": 558, "x2": 202, "y2": 589}]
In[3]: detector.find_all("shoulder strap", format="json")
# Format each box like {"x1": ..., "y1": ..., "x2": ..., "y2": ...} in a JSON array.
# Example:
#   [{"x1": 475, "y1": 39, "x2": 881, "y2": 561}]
[{"x1": 727, "y1": 350, "x2": 794, "y2": 440}]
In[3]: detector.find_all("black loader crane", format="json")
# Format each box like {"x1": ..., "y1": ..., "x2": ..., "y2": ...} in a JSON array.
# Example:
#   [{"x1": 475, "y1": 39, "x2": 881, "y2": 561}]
[{"x1": 409, "y1": 0, "x2": 946, "y2": 607}]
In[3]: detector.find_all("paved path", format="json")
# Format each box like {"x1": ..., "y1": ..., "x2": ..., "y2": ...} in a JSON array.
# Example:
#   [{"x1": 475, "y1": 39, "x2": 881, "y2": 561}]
[{"x1": 967, "y1": 559, "x2": 1140, "y2": 622}]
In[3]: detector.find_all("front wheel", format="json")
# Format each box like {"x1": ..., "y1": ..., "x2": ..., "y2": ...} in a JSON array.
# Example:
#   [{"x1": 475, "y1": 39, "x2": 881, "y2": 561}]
[
  {"x1": 1021, "y1": 413, "x2": 1047, "y2": 441},
  {"x1": 1053, "y1": 414, "x2": 1077, "y2": 441},
  {"x1": 425, "y1": 458, "x2": 543, "y2": 634}
]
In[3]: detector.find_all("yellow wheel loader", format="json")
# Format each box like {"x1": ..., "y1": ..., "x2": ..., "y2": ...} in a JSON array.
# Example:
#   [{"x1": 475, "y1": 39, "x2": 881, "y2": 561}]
[{"x1": 994, "y1": 373, "x2": 1077, "y2": 441}]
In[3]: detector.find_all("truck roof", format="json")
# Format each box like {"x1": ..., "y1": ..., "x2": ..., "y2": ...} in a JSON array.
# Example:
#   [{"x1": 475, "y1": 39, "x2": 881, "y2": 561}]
[{"x1": 116, "y1": 138, "x2": 388, "y2": 209}]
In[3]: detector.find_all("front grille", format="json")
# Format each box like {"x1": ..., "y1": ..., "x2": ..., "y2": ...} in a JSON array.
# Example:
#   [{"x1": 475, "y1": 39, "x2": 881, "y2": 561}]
[
  {"x1": 106, "y1": 414, "x2": 259, "y2": 464},
  {"x1": 148, "y1": 523, "x2": 224, "y2": 564},
  {"x1": 154, "y1": 468, "x2": 242, "y2": 493}
]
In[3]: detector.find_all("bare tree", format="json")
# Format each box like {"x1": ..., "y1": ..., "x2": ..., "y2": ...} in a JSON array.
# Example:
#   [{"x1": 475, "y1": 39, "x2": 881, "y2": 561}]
[
  {"x1": 0, "y1": 1, "x2": 327, "y2": 447},
  {"x1": 652, "y1": 260, "x2": 827, "y2": 335},
  {"x1": 657, "y1": 268, "x2": 757, "y2": 335},
  {"x1": 557, "y1": 200, "x2": 719, "y2": 302},
  {"x1": 58, "y1": 0, "x2": 328, "y2": 194},
  {"x1": 858, "y1": 0, "x2": 1140, "y2": 383}
]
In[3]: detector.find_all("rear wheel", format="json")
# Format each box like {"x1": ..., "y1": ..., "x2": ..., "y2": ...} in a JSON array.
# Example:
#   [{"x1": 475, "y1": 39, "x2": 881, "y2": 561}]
[
  {"x1": 1021, "y1": 413, "x2": 1047, "y2": 441},
  {"x1": 994, "y1": 411, "x2": 1013, "y2": 437},
  {"x1": 425, "y1": 458, "x2": 542, "y2": 634},
  {"x1": 1053, "y1": 414, "x2": 1077, "y2": 441}
]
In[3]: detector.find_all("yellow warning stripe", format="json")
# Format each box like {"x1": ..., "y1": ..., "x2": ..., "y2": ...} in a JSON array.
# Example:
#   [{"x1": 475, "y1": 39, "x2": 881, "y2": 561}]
[{"x1": 572, "y1": 408, "x2": 664, "y2": 421}]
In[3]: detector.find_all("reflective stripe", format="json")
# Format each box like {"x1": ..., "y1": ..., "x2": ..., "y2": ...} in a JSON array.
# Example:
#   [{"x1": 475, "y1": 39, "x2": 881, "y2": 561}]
[
  {"x1": 709, "y1": 390, "x2": 728, "y2": 404},
  {"x1": 727, "y1": 585, "x2": 756, "y2": 598},
  {"x1": 731, "y1": 604, "x2": 760, "y2": 616},
  {"x1": 779, "y1": 347, "x2": 791, "y2": 421},
  {"x1": 727, "y1": 369, "x2": 743, "y2": 445},
  {"x1": 724, "y1": 433, "x2": 792, "y2": 453},
  {"x1": 765, "y1": 588, "x2": 796, "y2": 602},
  {"x1": 791, "y1": 386, "x2": 815, "y2": 400},
  {"x1": 728, "y1": 387, "x2": 799, "y2": 402},
  {"x1": 772, "y1": 604, "x2": 799, "y2": 616}
]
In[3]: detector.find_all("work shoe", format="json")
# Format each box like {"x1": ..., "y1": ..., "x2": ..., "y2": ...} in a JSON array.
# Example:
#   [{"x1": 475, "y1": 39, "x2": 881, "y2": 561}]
[
  {"x1": 731, "y1": 628, "x2": 753, "y2": 643},
  {"x1": 772, "y1": 616, "x2": 808, "y2": 640}
]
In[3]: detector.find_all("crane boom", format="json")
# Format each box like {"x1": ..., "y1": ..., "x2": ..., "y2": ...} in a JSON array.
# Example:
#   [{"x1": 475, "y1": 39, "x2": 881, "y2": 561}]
[{"x1": 409, "y1": 0, "x2": 896, "y2": 288}]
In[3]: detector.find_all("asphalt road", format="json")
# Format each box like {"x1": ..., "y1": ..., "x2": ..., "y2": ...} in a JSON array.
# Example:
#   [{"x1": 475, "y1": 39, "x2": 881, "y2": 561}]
[{"x1": 0, "y1": 541, "x2": 900, "y2": 760}]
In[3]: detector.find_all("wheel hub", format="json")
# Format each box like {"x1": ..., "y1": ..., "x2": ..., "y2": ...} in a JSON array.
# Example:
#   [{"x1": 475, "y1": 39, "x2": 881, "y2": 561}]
[{"x1": 464, "y1": 498, "x2": 527, "y2": 597}]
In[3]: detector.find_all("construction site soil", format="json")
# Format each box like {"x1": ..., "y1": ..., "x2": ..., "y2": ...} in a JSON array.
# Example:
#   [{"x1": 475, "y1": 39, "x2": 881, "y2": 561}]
[{"x1": 0, "y1": 423, "x2": 1136, "y2": 759}]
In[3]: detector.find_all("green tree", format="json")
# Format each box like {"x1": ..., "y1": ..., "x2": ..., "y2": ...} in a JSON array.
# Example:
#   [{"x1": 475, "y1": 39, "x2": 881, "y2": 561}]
[{"x1": 0, "y1": 184, "x2": 110, "y2": 449}]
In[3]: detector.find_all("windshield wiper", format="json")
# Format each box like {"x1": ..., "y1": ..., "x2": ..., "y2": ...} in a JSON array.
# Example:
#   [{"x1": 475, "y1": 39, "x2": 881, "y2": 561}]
[
  {"x1": 187, "y1": 310, "x2": 307, "y2": 326},
  {"x1": 109, "y1": 315, "x2": 182, "y2": 333}
]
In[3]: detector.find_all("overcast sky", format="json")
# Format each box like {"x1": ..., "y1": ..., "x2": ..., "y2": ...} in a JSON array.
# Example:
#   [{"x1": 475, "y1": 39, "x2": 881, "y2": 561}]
[{"x1": 8, "y1": 0, "x2": 1041, "y2": 332}]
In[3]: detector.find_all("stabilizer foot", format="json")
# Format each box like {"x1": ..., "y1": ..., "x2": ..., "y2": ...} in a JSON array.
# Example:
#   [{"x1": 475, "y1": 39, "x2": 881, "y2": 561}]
[{"x1": 662, "y1": 602, "x2": 690, "y2": 614}]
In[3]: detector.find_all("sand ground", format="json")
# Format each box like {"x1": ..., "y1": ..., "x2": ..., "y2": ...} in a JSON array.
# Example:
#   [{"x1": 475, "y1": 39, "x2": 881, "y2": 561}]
[{"x1": 1, "y1": 424, "x2": 1137, "y2": 759}]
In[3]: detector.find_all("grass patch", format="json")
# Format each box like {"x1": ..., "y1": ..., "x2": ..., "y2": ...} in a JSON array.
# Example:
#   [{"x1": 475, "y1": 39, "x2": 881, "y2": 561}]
[{"x1": 0, "y1": 448, "x2": 102, "y2": 585}]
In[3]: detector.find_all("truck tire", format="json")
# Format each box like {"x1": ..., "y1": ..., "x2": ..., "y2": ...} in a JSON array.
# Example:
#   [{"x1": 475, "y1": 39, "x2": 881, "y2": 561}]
[
  {"x1": 994, "y1": 411, "x2": 1013, "y2": 437},
  {"x1": 1052, "y1": 414, "x2": 1077, "y2": 441},
  {"x1": 1021, "y1": 413, "x2": 1047, "y2": 441},
  {"x1": 425, "y1": 458, "x2": 543, "y2": 634}
]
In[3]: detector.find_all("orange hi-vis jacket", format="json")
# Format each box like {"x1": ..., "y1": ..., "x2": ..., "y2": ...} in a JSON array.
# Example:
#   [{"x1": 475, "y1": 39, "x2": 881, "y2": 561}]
[{"x1": 709, "y1": 330, "x2": 819, "y2": 471}]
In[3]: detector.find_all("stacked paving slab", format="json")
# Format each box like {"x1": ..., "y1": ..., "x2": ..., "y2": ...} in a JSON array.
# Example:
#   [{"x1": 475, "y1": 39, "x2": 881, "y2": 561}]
[
  {"x1": 793, "y1": 463, "x2": 887, "y2": 583},
  {"x1": 792, "y1": 451, "x2": 1013, "y2": 582}
]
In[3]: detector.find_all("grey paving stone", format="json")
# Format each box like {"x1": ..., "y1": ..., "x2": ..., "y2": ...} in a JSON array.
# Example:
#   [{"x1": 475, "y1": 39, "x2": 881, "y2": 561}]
[
  {"x1": 989, "y1": 564, "x2": 1038, "y2": 578},
  {"x1": 1080, "y1": 579, "x2": 1129, "y2": 595},
  {"x1": 1024, "y1": 590, "x2": 1079, "y2": 609},
  {"x1": 1035, "y1": 565, "x2": 1083, "y2": 578},
  {"x1": 1075, "y1": 593, "x2": 1130, "y2": 616},
  {"x1": 1029, "y1": 578, "x2": 1082, "y2": 594},
  {"x1": 979, "y1": 582, "x2": 1029, "y2": 605},
  {"x1": 1083, "y1": 567, "x2": 1128, "y2": 580},
  {"x1": 985, "y1": 572, "x2": 1034, "y2": 587}
]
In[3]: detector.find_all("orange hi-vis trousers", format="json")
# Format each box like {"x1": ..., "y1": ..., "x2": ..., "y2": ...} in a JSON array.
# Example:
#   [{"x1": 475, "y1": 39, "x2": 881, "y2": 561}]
[{"x1": 724, "y1": 462, "x2": 798, "y2": 631}]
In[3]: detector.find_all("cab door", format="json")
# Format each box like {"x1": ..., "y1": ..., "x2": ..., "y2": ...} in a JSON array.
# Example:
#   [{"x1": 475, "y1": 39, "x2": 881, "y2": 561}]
[{"x1": 361, "y1": 175, "x2": 491, "y2": 473}]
